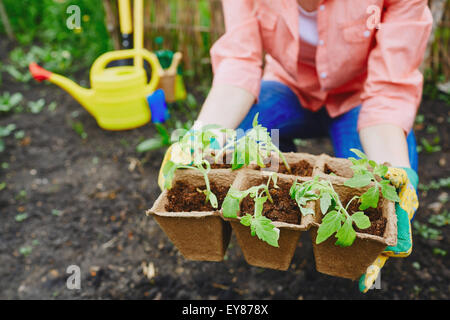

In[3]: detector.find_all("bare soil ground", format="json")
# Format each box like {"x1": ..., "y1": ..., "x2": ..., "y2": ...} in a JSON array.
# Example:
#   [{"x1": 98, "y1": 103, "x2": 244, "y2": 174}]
[{"x1": 0, "y1": 39, "x2": 448, "y2": 299}]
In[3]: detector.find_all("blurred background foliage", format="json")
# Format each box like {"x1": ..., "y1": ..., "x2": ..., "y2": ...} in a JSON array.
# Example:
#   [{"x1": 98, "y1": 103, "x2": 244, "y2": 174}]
[
  {"x1": 0, "y1": 0, "x2": 112, "y2": 73},
  {"x1": 0, "y1": 0, "x2": 448, "y2": 96}
]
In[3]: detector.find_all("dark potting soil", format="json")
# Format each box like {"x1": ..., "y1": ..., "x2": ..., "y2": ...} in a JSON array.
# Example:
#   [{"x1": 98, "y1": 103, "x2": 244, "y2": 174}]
[
  {"x1": 205, "y1": 153, "x2": 232, "y2": 169},
  {"x1": 262, "y1": 160, "x2": 313, "y2": 177},
  {"x1": 324, "y1": 163, "x2": 339, "y2": 176},
  {"x1": 165, "y1": 181, "x2": 229, "y2": 212},
  {"x1": 240, "y1": 180, "x2": 301, "y2": 225},
  {"x1": 344, "y1": 196, "x2": 387, "y2": 237}
]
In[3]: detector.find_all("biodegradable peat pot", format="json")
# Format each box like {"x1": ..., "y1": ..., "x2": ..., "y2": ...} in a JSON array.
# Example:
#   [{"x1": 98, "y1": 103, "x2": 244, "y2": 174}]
[
  {"x1": 259, "y1": 152, "x2": 318, "y2": 177},
  {"x1": 315, "y1": 154, "x2": 354, "y2": 178},
  {"x1": 222, "y1": 170, "x2": 315, "y2": 270},
  {"x1": 148, "y1": 169, "x2": 237, "y2": 262},
  {"x1": 309, "y1": 176, "x2": 397, "y2": 280}
]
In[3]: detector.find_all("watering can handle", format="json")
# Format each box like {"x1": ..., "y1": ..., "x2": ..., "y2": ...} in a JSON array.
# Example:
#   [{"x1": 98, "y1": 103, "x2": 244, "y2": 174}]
[{"x1": 91, "y1": 49, "x2": 163, "y2": 94}]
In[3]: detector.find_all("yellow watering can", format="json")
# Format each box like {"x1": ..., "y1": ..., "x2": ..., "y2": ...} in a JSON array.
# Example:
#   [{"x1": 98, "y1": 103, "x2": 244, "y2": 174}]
[
  {"x1": 29, "y1": 50, "x2": 161, "y2": 131},
  {"x1": 29, "y1": 0, "x2": 164, "y2": 131}
]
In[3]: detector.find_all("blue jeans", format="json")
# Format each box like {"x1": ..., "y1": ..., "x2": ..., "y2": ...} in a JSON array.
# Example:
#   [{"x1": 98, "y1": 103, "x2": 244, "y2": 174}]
[{"x1": 238, "y1": 81, "x2": 418, "y2": 172}]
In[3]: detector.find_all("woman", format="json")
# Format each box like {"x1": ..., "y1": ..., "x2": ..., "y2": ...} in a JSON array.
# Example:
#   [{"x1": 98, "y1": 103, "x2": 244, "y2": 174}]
[
  {"x1": 196, "y1": 0, "x2": 432, "y2": 171},
  {"x1": 161, "y1": 0, "x2": 432, "y2": 292}
]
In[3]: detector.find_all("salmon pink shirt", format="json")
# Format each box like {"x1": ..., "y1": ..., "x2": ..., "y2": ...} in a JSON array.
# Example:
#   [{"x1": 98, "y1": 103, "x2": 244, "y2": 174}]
[{"x1": 210, "y1": 0, "x2": 432, "y2": 133}]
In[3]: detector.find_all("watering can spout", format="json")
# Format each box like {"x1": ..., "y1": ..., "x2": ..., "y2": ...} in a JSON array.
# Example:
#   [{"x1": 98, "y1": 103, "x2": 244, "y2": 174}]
[{"x1": 29, "y1": 63, "x2": 94, "y2": 113}]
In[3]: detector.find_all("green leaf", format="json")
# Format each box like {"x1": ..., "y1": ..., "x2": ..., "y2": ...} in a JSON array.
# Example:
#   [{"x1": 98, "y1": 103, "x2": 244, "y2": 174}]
[
  {"x1": 335, "y1": 219, "x2": 356, "y2": 247},
  {"x1": 154, "y1": 123, "x2": 170, "y2": 145},
  {"x1": 162, "y1": 160, "x2": 178, "y2": 190},
  {"x1": 252, "y1": 113, "x2": 260, "y2": 128},
  {"x1": 15, "y1": 213, "x2": 28, "y2": 222},
  {"x1": 351, "y1": 211, "x2": 371, "y2": 229},
  {"x1": 320, "y1": 193, "x2": 332, "y2": 214},
  {"x1": 368, "y1": 160, "x2": 377, "y2": 168},
  {"x1": 380, "y1": 182, "x2": 400, "y2": 202},
  {"x1": 252, "y1": 215, "x2": 280, "y2": 247},
  {"x1": 359, "y1": 186, "x2": 379, "y2": 210},
  {"x1": 350, "y1": 148, "x2": 367, "y2": 160},
  {"x1": 201, "y1": 124, "x2": 222, "y2": 131},
  {"x1": 316, "y1": 210, "x2": 342, "y2": 244},
  {"x1": 222, "y1": 187, "x2": 243, "y2": 218},
  {"x1": 300, "y1": 206, "x2": 314, "y2": 216},
  {"x1": 373, "y1": 164, "x2": 388, "y2": 177},
  {"x1": 254, "y1": 196, "x2": 267, "y2": 218},
  {"x1": 207, "y1": 191, "x2": 218, "y2": 209},
  {"x1": 344, "y1": 173, "x2": 372, "y2": 188},
  {"x1": 240, "y1": 214, "x2": 252, "y2": 226},
  {"x1": 136, "y1": 137, "x2": 164, "y2": 153}
]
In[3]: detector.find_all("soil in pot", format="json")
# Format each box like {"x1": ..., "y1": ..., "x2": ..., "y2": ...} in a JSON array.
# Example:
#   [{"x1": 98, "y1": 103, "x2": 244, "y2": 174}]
[
  {"x1": 149, "y1": 170, "x2": 237, "y2": 262},
  {"x1": 225, "y1": 171, "x2": 313, "y2": 270},
  {"x1": 310, "y1": 181, "x2": 396, "y2": 280},
  {"x1": 240, "y1": 179, "x2": 301, "y2": 225},
  {"x1": 343, "y1": 195, "x2": 387, "y2": 237},
  {"x1": 204, "y1": 152, "x2": 233, "y2": 169},
  {"x1": 262, "y1": 160, "x2": 314, "y2": 177},
  {"x1": 321, "y1": 158, "x2": 353, "y2": 178},
  {"x1": 165, "y1": 181, "x2": 229, "y2": 212}
]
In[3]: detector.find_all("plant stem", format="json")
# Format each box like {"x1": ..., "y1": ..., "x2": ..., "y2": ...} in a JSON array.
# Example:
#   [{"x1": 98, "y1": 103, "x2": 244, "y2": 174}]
[
  {"x1": 326, "y1": 180, "x2": 352, "y2": 220},
  {"x1": 177, "y1": 161, "x2": 211, "y2": 205},
  {"x1": 277, "y1": 150, "x2": 291, "y2": 173}
]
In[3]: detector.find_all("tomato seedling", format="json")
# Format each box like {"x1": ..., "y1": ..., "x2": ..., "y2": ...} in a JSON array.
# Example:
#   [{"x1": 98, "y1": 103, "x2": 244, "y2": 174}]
[
  {"x1": 291, "y1": 177, "x2": 371, "y2": 247},
  {"x1": 160, "y1": 125, "x2": 228, "y2": 209},
  {"x1": 219, "y1": 114, "x2": 291, "y2": 172},
  {"x1": 222, "y1": 173, "x2": 280, "y2": 247},
  {"x1": 344, "y1": 149, "x2": 400, "y2": 210},
  {"x1": 162, "y1": 159, "x2": 218, "y2": 209}
]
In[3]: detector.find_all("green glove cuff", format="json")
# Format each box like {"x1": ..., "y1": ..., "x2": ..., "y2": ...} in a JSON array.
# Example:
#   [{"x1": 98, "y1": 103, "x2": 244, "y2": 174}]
[
  {"x1": 384, "y1": 167, "x2": 418, "y2": 257},
  {"x1": 401, "y1": 167, "x2": 419, "y2": 189}
]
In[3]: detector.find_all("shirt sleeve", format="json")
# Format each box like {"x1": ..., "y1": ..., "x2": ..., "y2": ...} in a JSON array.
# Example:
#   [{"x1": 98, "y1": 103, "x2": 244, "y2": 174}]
[
  {"x1": 210, "y1": 0, "x2": 263, "y2": 99},
  {"x1": 358, "y1": 0, "x2": 433, "y2": 133}
]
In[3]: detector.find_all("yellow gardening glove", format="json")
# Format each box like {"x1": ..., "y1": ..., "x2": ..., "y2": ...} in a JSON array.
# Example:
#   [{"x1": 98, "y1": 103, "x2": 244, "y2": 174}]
[
  {"x1": 359, "y1": 167, "x2": 419, "y2": 293},
  {"x1": 157, "y1": 126, "x2": 224, "y2": 191},
  {"x1": 157, "y1": 143, "x2": 192, "y2": 191}
]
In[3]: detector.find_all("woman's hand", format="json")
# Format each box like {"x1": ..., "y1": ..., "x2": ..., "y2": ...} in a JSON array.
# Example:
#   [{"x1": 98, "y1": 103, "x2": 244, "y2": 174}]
[
  {"x1": 359, "y1": 124, "x2": 411, "y2": 168},
  {"x1": 197, "y1": 84, "x2": 255, "y2": 130}
]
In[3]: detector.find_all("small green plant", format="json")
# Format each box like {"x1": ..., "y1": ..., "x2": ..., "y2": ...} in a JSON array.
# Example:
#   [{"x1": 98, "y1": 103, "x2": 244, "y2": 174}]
[
  {"x1": 420, "y1": 137, "x2": 441, "y2": 153},
  {"x1": 27, "y1": 99, "x2": 46, "y2": 114},
  {"x1": 220, "y1": 114, "x2": 291, "y2": 172},
  {"x1": 136, "y1": 123, "x2": 171, "y2": 153},
  {"x1": 4, "y1": 46, "x2": 73, "y2": 83},
  {"x1": 161, "y1": 124, "x2": 226, "y2": 209},
  {"x1": 418, "y1": 177, "x2": 450, "y2": 191},
  {"x1": 15, "y1": 213, "x2": 29, "y2": 222},
  {"x1": 162, "y1": 159, "x2": 218, "y2": 209},
  {"x1": 344, "y1": 149, "x2": 400, "y2": 210},
  {"x1": 14, "y1": 130, "x2": 25, "y2": 140},
  {"x1": 0, "y1": 123, "x2": 17, "y2": 152},
  {"x1": 72, "y1": 121, "x2": 87, "y2": 139},
  {"x1": 0, "y1": 92, "x2": 23, "y2": 113},
  {"x1": 19, "y1": 246, "x2": 32, "y2": 257},
  {"x1": 3, "y1": 65, "x2": 32, "y2": 83},
  {"x1": 222, "y1": 173, "x2": 280, "y2": 247},
  {"x1": 291, "y1": 177, "x2": 371, "y2": 247},
  {"x1": 16, "y1": 189, "x2": 27, "y2": 201},
  {"x1": 413, "y1": 221, "x2": 442, "y2": 240},
  {"x1": 428, "y1": 210, "x2": 449, "y2": 227},
  {"x1": 433, "y1": 248, "x2": 447, "y2": 257}
]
